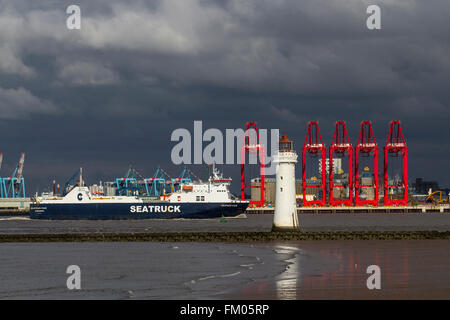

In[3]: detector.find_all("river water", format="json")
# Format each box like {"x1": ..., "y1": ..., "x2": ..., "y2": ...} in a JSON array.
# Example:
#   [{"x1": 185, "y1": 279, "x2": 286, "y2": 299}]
[{"x1": 0, "y1": 212, "x2": 449, "y2": 233}]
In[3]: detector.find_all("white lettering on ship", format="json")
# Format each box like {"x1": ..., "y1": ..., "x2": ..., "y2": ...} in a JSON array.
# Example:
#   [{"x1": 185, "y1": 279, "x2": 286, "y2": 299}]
[{"x1": 130, "y1": 205, "x2": 181, "y2": 213}]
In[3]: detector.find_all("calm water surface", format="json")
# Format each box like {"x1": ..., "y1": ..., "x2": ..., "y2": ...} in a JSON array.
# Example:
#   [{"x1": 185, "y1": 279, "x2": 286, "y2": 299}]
[{"x1": 1, "y1": 213, "x2": 449, "y2": 233}]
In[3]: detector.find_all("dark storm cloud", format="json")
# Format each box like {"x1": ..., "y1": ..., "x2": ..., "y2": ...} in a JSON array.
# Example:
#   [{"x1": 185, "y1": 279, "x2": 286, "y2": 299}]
[{"x1": 0, "y1": 0, "x2": 449, "y2": 192}]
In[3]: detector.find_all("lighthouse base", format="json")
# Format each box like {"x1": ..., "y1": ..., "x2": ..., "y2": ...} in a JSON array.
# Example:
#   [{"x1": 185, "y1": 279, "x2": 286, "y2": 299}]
[{"x1": 271, "y1": 224, "x2": 300, "y2": 232}]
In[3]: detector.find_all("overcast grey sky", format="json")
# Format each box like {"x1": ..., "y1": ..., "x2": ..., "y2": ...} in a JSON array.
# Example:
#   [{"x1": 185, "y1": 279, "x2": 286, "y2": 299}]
[{"x1": 0, "y1": 0, "x2": 449, "y2": 193}]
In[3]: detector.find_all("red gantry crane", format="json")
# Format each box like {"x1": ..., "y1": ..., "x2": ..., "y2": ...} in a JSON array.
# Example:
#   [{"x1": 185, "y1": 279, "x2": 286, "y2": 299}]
[
  {"x1": 355, "y1": 121, "x2": 379, "y2": 206},
  {"x1": 384, "y1": 120, "x2": 408, "y2": 206},
  {"x1": 240, "y1": 121, "x2": 265, "y2": 207},
  {"x1": 302, "y1": 121, "x2": 326, "y2": 206},
  {"x1": 329, "y1": 121, "x2": 353, "y2": 206}
]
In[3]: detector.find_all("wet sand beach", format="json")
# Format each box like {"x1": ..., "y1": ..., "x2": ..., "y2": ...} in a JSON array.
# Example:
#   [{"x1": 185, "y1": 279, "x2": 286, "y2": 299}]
[
  {"x1": 0, "y1": 240, "x2": 448, "y2": 299},
  {"x1": 0, "y1": 213, "x2": 448, "y2": 299},
  {"x1": 227, "y1": 240, "x2": 450, "y2": 300}
]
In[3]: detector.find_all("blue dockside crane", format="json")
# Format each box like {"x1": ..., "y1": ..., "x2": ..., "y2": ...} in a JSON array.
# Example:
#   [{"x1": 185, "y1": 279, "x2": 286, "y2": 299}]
[
  {"x1": 3, "y1": 153, "x2": 26, "y2": 198},
  {"x1": 63, "y1": 169, "x2": 81, "y2": 196},
  {"x1": 144, "y1": 166, "x2": 173, "y2": 197},
  {"x1": 116, "y1": 166, "x2": 140, "y2": 196},
  {"x1": 171, "y1": 167, "x2": 200, "y2": 191},
  {"x1": 0, "y1": 153, "x2": 5, "y2": 198}
]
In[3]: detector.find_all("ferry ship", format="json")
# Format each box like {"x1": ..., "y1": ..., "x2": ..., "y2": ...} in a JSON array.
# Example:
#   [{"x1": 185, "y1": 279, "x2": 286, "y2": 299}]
[{"x1": 30, "y1": 166, "x2": 248, "y2": 220}]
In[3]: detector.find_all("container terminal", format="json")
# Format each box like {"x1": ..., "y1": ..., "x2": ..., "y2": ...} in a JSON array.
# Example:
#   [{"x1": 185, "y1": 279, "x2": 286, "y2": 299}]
[{"x1": 0, "y1": 120, "x2": 449, "y2": 216}]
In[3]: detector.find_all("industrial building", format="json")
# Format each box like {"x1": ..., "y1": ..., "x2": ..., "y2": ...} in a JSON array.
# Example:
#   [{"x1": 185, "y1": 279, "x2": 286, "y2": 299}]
[
  {"x1": 412, "y1": 178, "x2": 440, "y2": 195},
  {"x1": 250, "y1": 177, "x2": 303, "y2": 206},
  {"x1": 250, "y1": 175, "x2": 380, "y2": 206}
]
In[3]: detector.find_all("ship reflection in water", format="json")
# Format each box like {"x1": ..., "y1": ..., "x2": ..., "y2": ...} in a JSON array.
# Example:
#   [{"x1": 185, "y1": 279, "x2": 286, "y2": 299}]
[{"x1": 238, "y1": 240, "x2": 449, "y2": 300}]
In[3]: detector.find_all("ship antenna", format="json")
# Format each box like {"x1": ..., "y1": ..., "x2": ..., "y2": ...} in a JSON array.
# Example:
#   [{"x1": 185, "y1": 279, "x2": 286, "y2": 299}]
[{"x1": 80, "y1": 167, "x2": 83, "y2": 187}]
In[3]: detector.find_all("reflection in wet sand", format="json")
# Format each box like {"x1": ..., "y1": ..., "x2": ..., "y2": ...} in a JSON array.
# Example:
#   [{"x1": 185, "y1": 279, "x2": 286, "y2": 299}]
[
  {"x1": 236, "y1": 240, "x2": 449, "y2": 300},
  {"x1": 274, "y1": 246, "x2": 301, "y2": 300}
]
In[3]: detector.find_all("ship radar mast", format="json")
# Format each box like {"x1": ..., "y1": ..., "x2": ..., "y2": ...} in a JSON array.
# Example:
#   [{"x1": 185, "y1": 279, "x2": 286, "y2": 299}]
[
  {"x1": 212, "y1": 162, "x2": 221, "y2": 180},
  {"x1": 208, "y1": 162, "x2": 232, "y2": 184}
]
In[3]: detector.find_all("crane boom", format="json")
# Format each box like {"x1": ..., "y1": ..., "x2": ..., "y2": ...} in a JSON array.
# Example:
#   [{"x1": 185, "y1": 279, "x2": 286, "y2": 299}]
[
  {"x1": 0, "y1": 152, "x2": 3, "y2": 171},
  {"x1": 16, "y1": 153, "x2": 25, "y2": 179},
  {"x1": 63, "y1": 169, "x2": 80, "y2": 195},
  {"x1": 186, "y1": 167, "x2": 201, "y2": 182}
]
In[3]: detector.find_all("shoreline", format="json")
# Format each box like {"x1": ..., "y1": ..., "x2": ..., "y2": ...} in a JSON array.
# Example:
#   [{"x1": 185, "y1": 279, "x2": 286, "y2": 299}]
[{"x1": 0, "y1": 230, "x2": 449, "y2": 242}]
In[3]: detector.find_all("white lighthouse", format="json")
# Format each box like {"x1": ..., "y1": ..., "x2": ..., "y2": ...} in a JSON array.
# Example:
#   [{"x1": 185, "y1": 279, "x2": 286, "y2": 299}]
[{"x1": 272, "y1": 134, "x2": 299, "y2": 231}]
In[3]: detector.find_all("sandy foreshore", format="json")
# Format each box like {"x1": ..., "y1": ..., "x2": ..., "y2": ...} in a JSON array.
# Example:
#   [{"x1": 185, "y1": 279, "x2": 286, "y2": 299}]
[{"x1": 0, "y1": 240, "x2": 448, "y2": 299}]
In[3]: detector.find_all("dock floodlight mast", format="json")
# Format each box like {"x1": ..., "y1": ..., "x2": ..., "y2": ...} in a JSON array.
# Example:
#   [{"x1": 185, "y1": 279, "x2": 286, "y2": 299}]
[
  {"x1": 355, "y1": 121, "x2": 379, "y2": 206},
  {"x1": 329, "y1": 121, "x2": 353, "y2": 206},
  {"x1": 384, "y1": 120, "x2": 408, "y2": 206},
  {"x1": 240, "y1": 121, "x2": 265, "y2": 207},
  {"x1": 302, "y1": 121, "x2": 326, "y2": 206}
]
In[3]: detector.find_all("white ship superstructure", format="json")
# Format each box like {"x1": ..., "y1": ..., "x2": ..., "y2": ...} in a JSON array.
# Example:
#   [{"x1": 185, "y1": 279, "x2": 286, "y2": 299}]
[
  {"x1": 30, "y1": 165, "x2": 248, "y2": 219},
  {"x1": 166, "y1": 164, "x2": 234, "y2": 203}
]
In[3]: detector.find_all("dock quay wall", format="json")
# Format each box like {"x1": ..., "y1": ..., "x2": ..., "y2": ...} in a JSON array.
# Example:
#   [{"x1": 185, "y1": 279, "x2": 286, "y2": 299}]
[{"x1": 0, "y1": 198, "x2": 30, "y2": 216}]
